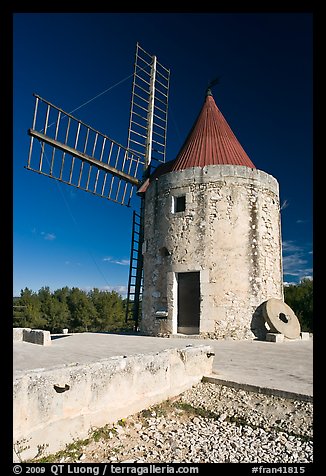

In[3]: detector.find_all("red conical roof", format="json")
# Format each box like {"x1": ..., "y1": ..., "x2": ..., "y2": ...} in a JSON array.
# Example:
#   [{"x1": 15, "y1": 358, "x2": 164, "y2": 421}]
[
  {"x1": 171, "y1": 91, "x2": 255, "y2": 170},
  {"x1": 137, "y1": 90, "x2": 255, "y2": 195}
]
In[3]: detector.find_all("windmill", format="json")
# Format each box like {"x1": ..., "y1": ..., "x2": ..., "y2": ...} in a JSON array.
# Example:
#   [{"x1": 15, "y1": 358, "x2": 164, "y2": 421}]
[{"x1": 26, "y1": 43, "x2": 170, "y2": 330}]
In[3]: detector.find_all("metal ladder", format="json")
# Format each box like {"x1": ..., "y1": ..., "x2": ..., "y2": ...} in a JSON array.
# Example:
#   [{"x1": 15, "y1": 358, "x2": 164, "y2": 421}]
[{"x1": 125, "y1": 208, "x2": 144, "y2": 329}]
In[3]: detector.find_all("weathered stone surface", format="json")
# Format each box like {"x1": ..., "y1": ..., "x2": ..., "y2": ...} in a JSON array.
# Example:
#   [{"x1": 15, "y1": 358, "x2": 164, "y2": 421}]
[
  {"x1": 13, "y1": 345, "x2": 213, "y2": 462},
  {"x1": 142, "y1": 165, "x2": 283, "y2": 339}
]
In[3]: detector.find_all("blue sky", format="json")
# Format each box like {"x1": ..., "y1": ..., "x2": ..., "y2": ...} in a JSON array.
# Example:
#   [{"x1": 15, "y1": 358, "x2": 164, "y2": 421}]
[{"x1": 13, "y1": 12, "x2": 313, "y2": 297}]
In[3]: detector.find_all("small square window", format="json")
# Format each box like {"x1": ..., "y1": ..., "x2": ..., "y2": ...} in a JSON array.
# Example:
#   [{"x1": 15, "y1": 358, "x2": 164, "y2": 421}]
[{"x1": 173, "y1": 195, "x2": 186, "y2": 213}]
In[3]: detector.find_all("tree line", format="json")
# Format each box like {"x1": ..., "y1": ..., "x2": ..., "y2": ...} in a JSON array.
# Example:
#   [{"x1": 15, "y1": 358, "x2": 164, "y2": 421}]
[
  {"x1": 13, "y1": 278, "x2": 312, "y2": 335},
  {"x1": 13, "y1": 286, "x2": 133, "y2": 334},
  {"x1": 284, "y1": 278, "x2": 313, "y2": 332}
]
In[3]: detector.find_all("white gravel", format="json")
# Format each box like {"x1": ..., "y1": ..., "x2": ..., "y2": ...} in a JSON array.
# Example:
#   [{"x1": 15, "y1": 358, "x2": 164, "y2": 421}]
[{"x1": 54, "y1": 382, "x2": 313, "y2": 464}]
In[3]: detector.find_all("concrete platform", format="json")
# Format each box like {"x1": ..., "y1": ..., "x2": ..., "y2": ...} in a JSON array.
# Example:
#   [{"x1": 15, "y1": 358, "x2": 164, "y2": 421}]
[{"x1": 13, "y1": 332, "x2": 313, "y2": 400}]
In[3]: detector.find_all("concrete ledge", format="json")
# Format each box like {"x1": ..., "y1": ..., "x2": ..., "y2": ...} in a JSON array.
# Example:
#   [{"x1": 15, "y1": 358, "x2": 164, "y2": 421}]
[
  {"x1": 13, "y1": 328, "x2": 51, "y2": 346},
  {"x1": 13, "y1": 344, "x2": 213, "y2": 462},
  {"x1": 203, "y1": 375, "x2": 313, "y2": 403}
]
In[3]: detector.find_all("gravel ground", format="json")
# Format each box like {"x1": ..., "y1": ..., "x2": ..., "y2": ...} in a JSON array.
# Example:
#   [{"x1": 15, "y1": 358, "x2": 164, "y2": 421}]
[{"x1": 51, "y1": 382, "x2": 313, "y2": 464}]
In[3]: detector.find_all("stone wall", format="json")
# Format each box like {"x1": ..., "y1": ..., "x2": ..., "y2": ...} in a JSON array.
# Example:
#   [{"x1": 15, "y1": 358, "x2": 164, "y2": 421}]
[
  {"x1": 141, "y1": 165, "x2": 283, "y2": 339},
  {"x1": 13, "y1": 345, "x2": 213, "y2": 462}
]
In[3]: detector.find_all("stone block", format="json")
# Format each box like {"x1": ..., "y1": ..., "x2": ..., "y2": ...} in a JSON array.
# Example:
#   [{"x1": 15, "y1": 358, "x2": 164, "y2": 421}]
[
  {"x1": 13, "y1": 327, "x2": 31, "y2": 341},
  {"x1": 266, "y1": 332, "x2": 284, "y2": 343},
  {"x1": 23, "y1": 329, "x2": 51, "y2": 346},
  {"x1": 300, "y1": 332, "x2": 310, "y2": 341}
]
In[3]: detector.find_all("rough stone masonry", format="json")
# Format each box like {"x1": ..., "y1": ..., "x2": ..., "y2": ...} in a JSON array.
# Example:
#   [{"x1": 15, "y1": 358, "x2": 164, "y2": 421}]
[{"x1": 141, "y1": 165, "x2": 283, "y2": 340}]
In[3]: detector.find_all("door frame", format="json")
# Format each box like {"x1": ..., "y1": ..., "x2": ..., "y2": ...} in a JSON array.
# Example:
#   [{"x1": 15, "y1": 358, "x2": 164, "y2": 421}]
[
  {"x1": 171, "y1": 270, "x2": 203, "y2": 335},
  {"x1": 177, "y1": 271, "x2": 200, "y2": 334}
]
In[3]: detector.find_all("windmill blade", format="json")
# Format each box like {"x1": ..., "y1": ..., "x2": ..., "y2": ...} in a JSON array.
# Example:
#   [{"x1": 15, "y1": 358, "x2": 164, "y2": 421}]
[
  {"x1": 127, "y1": 43, "x2": 170, "y2": 174},
  {"x1": 27, "y1": 94, "x2": 143, "y2": 206}
]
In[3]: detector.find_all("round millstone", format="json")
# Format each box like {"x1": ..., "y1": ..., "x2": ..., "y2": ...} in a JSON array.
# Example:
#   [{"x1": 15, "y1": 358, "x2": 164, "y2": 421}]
[{"x1": 262, "y1": 298, "x2": 301, "y2": 339}]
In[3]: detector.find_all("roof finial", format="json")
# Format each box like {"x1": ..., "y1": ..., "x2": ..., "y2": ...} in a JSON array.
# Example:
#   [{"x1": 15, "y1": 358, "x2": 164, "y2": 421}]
[{"x1": 206, "y1": 76, "x2": 220, "y2": 97}]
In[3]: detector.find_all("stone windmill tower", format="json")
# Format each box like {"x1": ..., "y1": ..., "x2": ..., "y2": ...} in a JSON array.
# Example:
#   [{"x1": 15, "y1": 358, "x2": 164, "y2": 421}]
[
  {"x1": 138, "y1": 86, "x2": 283, "y2": 339},
  {"x1": 26, "y1": 44, "x2": 284, "y2": 340}
]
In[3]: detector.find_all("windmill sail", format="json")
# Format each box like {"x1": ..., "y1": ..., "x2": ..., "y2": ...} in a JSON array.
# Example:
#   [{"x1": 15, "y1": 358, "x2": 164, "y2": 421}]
[
  {"x1": 127, "y1": 43, "x2": 170, "y2": 173},
  {"x1": 26, "y1": 43, "x2": 170, "y2": 205},
  {"x1": 25, "y1": 43, "x2": 170, "y2": 328},
  {"x1": 27, "y1": 95, "x2": 143, "y2": 206}
]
